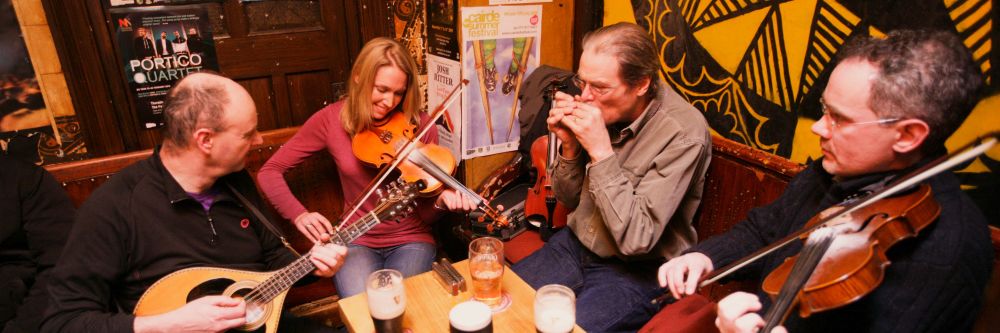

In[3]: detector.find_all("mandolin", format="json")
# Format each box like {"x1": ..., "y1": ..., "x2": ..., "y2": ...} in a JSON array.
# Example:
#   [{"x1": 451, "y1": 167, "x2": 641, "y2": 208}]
[{"x1": 133, "y1": 180, "x2": 422, "y2": 333}]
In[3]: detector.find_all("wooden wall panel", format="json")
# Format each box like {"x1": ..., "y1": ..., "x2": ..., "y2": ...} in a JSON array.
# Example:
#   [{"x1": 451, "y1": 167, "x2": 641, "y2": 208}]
[
  {"x1": 236, "y1": 77, "x2": 278, "y2": 131},
  {"x1": 286, "y1": 70, "x2": 336, "y2": 125}
]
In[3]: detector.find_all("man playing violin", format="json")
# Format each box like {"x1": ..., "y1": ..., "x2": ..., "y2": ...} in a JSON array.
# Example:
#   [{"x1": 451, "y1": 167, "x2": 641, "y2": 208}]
[
  {"x1": 657, "y1": 30, "x2": 992, "y2": 332},
  {"x1": 511, "y1": 22, "x2": 712, "y2": 332},
  {"x1": 43, "y1": 72, "x2": 348, "y2": 333}
]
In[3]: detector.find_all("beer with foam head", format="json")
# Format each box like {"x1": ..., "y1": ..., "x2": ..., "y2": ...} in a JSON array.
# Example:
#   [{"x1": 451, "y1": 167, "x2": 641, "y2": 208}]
[
  {"x1": 449, "y1": 301, "x2": 493, "y2": 333},
  {"x1": 367, "y1": 269, "x2": 405, "y2": 333},
  {"x1": 469, "y1": 237, "x2": 504, "y2": 308},
  {"x1": 534, "y1": 284, "x2": 575, "y2": 333}
]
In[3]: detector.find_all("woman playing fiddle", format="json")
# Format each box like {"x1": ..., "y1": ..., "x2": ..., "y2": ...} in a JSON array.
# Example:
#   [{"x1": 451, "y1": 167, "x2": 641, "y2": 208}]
[
  {"x1": 258, "y1": 37, "x2": 475, "y2": 297},
  {"x1": 656, "y1": 30, "x2": 992, "y2": 333}
]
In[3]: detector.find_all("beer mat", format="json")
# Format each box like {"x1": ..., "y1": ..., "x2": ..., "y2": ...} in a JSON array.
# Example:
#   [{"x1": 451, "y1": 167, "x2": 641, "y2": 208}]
[
  {"x1": 439, "y1": 258, "x2": 467, "y2": 292},
  {"x1": 431, "y1": 262, "x2": 459, "y2": 295},
  {"x1": 488, "y1": 292, "x2": 513, "y2": 313}
]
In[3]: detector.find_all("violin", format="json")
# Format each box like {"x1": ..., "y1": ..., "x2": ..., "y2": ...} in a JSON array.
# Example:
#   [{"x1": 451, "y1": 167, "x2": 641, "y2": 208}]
[
  {"x1": 760, "y1": 183, "x2": 938, "y2": 329},
  {"x1": 351, "y1": 111, "x2": 455, "y2": 196},
  {"x1": 524, "y1": 134, "x2": 571, "y2": 238},
  {"x1": 347, "y1": 80, "x2": 511, "y2": 230},
  {"x1": 650, "y1": 132, "x2": 1000, "y2": 325},
  {"x1": 524, "y1": 82, "x2": 571, "y2": 240}
]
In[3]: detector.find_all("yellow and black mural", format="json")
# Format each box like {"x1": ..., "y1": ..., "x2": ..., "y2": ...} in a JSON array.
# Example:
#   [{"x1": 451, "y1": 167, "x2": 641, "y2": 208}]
[{"x1": 606, "y1": 0, "x2": 999, "y2": 224}]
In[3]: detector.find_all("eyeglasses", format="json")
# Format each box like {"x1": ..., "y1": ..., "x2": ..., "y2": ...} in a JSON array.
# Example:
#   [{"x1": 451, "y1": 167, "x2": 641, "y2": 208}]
[
  {"x1": 571, "y1": 75, "x2": 617, "y2": 97},
  {"x1": 819, "y1": 98, "x2": 901, "y2": 130}
]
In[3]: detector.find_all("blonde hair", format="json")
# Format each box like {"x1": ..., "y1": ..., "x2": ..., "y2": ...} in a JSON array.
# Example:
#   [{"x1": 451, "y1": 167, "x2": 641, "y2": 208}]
[{"x1": 341, "y1": 37, "x2": 422, "y2": 136}]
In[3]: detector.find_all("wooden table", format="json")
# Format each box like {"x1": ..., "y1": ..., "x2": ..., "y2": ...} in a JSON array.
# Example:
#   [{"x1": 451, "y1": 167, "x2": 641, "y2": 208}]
[{"x1": 338, "y1": 260, "x2": 584, "y2": 332}]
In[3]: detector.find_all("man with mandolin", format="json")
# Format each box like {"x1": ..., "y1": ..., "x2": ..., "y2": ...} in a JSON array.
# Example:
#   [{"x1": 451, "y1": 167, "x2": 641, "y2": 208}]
[
  {"x1": 42, "y1": 73, "x2": 348, "y2": 333},
  {"x1": 657, "y1": 30, "x2": 993, "y2": 332},
  {"x1": 511, "y1": 22, "x2": 713, "y2": 332}
]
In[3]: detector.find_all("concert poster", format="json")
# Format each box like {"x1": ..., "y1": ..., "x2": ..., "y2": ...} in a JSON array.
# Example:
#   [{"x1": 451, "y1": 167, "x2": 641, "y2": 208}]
[
  {"x1": 111, "y1": 5, "x2": 219, "y2": 129},
  {"x1": 428, "y1": 0, "x2": 459, "y2": 60},
  {"x1": 460, "y1": 5, "x2": 541, "y2": 159},
  {"x1": 427, "y1": 55, "x2": 463, "y2": 160}
]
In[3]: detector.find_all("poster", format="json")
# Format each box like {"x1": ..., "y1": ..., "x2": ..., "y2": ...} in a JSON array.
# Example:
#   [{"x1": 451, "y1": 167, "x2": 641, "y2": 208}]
[
  {"x1": 427, "y1": 55, "x2": 462, "y2": 159},
  {"x1": 111, "y1": 5, "x2": 219, "y2": 129},
  {"x1": 2, "y1": 0, "x2": 88, "y2": 164},
  {"x1": 427, "y1": 0, "x2": 459, "y2": 60},
  {"x1": 460, "y1": 5, "x2": 541, "y2": 159}
]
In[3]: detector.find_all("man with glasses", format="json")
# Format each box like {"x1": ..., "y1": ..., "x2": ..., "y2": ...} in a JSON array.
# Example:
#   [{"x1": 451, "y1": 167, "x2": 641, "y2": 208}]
[
  {"x1": 511, "y1": 22, "x2": 712, "y2": 332},
  {"x1": 657, "y1": 30, "x2": 991, "y2": 332}
]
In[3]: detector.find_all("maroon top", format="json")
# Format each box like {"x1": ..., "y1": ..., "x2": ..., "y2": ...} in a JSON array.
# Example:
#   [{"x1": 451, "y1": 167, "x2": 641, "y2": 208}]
[{"x1": 257, "y1": 101, "x2": 442, "y2": 247}]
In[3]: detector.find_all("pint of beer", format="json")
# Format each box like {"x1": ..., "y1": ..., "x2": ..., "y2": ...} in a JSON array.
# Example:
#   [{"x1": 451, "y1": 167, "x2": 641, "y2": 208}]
[
  {"x1": 469, "y1": 237, "x2": 504, "y2": 308},
  {"x1": 366, "y1": 269, "x2": 406, "y2": 333},
  {"x1": 534, "y1": 284, "x2": 575, "y2": 333},
  {"x1": 449, "y1": 301, "x2": 493, "y2": 333}
]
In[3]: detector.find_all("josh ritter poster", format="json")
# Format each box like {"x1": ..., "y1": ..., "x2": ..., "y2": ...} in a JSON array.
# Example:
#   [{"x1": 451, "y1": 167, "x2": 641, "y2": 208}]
[
  {"x1": 460, "y1": 5, "x2": 540, "y2": 159},
  {"x1": 112, "y1": 5, "x2": 218, "y2": 129}
]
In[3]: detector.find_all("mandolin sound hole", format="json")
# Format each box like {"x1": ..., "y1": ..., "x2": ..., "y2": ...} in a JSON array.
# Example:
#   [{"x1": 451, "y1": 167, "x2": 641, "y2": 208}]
[
  {"x1": 185, "y1": 279, "x2": 267, "y2": 332},
  {"x1": 187, "y1": 278, "x2": 235, "y2": 302}
]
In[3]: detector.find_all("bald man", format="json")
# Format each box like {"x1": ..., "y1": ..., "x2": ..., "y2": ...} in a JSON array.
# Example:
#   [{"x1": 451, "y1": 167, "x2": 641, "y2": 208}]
[{"x1": 42, "y1": 73, "x2": 347, "y2": 333}]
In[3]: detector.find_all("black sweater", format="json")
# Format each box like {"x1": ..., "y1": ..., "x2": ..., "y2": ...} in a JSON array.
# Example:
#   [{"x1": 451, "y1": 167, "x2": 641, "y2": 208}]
[
  {"x1": 42, "y1": 151, "x2": 298, "y2": 333},
  {"x1": 691, "y1": 160, "x2": 993, "y2": 332},
  {"x1": 0, "y1": 156, "x2": 74, "y2": 333}
]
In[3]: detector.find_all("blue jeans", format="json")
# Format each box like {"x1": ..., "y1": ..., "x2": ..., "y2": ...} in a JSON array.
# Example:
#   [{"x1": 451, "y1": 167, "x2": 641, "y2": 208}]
[
  {"x1": 333, "y1": 242, "x2": 436, "y2": 298},
  {"x1": 512, "y1": 229, "x2": 662, "y2": 332}
]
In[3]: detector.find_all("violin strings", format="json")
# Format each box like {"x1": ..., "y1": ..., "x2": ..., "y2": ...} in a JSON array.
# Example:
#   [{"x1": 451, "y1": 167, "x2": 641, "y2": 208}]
[{"x1": 762, "y1": 227, "x2": 837, "y2": 329}]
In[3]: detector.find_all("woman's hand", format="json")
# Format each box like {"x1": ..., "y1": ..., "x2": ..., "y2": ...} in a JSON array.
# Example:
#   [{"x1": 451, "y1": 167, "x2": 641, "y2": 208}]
[
  {"x1": 293, "y1": 211, "x2": 334, "y2": 243},
  {"x1": 435, "y1": 189, "x2": 477, "y2": 213}
]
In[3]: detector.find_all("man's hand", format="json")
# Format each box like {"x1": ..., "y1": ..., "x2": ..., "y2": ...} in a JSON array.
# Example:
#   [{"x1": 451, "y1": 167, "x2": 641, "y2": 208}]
[
  {"x1": 435, "y1": 189, "x2": 477, "y2": 213},
  {"x1": 547, "y1": 91, "x2": 582, "y2": 159},
  {"x1": 293, "y1": 211, "x2": 334, "y2": 243},
  {"x1": 657, "y1": 252, "x2": 714, "y2": 299},
  {"x1": 715, "y1": 292, "x2": 787, "y2": 333},
  {"x1": 562, "y1": 96, "x2": 614, "y2": 162},
  {"x1": 308, "y1": 239, "x2": 347, "y2": 278},
  {"x1": 134, "y1": 295, "x2": 246, "y2": 333}
]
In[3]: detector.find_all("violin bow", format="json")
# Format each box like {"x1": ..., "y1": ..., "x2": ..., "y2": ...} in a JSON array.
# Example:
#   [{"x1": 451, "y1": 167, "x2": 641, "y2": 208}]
[
  {"x1": 335, "y1": 80, "x2": 468, "y2": 230},
  {"x1": 652, "y1": 131, "x2": 1000, "y2": 305}
]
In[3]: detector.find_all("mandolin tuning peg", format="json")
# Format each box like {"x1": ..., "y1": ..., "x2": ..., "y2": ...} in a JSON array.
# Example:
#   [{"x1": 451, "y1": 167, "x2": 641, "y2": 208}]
[
  {"x1": 405, "y1": 206, "x2": 414, "y2": 215},
  {"x1": 376, "y1": 188, "x2": 384, "y2": 198}
]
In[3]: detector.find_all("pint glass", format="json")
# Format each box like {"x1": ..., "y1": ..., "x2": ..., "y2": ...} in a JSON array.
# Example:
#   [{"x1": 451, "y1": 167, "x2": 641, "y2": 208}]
[
  {"x1": 366, "y1": 269, "x2": 405, "y2": 333},
  {"x1": 468, "y1": 237, "x2": 504, "y2": 308},
  {"x1": 534, "y1": 284, "x2": 575, "y2": 333},
  {"x1": 449, "y1": 301, "x2": 493, "y2": 333}
]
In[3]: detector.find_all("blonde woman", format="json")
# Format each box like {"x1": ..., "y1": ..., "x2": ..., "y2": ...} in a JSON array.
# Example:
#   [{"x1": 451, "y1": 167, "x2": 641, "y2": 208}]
[{"x1": 258, "y1": 37, "x2": 474, "y2": 297}]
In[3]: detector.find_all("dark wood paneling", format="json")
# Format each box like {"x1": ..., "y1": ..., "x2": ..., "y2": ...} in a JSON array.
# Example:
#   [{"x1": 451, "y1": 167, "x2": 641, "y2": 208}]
[
  {"x1": 572, "y1": 0, "x2": 602, "y2": 71},
  {"x1": 214, "y1": 31, "x2": 336, "y2": 78},
  {"x1": 41, "y1": 0, "x2": 134, "y2": 155},
  {"x1": 236, "y1": 77, "x2": 278, "y2": 131},
  {"x1": 287, "y1": 71, "x2": 336, "y2": 125}
]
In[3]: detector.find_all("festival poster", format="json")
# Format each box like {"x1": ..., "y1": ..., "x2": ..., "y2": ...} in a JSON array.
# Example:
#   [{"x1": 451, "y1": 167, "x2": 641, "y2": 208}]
[
  {"x1": 427, "y1": 55, "x2": 462, "y2": 159},
  {"x1": 111, "y1": 5, "x2": 219, "y2": 129},
  {"x1": 460, "y1": 5, "x2": 541, "y2": 159}
]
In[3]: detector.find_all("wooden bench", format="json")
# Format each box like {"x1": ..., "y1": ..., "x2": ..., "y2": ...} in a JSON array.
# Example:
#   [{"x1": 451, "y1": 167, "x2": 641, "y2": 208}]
[{"x1": 44, "y1": 127, "x2": 346, "y2": 324}]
